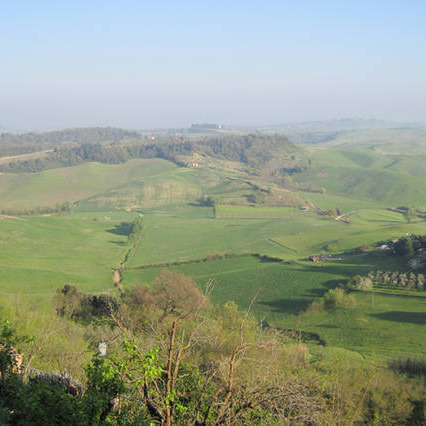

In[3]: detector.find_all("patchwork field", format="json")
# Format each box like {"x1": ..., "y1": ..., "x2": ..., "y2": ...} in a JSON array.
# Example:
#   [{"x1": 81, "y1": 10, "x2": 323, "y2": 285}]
[
  {"x1": 123, "y1": 254, "x2": 425, "y2": 359},
  {"x1": 0, "y1": 140, "x2": 425, "y2": 362},
  {"x1": 125, "y1": 204, "x2": 426, "y2": 267}
]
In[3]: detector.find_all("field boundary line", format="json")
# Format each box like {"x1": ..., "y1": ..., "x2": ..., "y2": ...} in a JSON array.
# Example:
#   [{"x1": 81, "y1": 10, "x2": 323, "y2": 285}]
[
  {"x1": 126, "y1": 252, "x2": 284, "y2": 270},
  {"x1": 268, "y1": 238, "x2": 298, "y2": 252}
]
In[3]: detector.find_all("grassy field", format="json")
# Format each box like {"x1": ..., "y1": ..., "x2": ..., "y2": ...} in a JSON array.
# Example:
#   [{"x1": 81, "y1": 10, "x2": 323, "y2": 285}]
[
  {"x1": 216, "y1": 205, "x2": 298, "y2": 219},
  {"x1": 125, "y1": 203, "x2": 426, "y2": 266},
  {"x1": 302, "y1": 127, "x2": 426, "y2": 156},
  {"x1": 126, "y1": 204, "x2": 341, "y2": 266},
  {"x1": 0, "y1": 212, "x2": 134, "y2": 305},
  {"x1": 272, "y1": 212, "x2": 426, "y2": 257},
  {"x1": 123, "y1": 253, "x2": 425, "y2": 359},
  {"x1": 296, "y1": 167, "x2": 426, "y2": 207},
  {"x1": 0, "y1": 159, "x2": 177, "y2": 210}
]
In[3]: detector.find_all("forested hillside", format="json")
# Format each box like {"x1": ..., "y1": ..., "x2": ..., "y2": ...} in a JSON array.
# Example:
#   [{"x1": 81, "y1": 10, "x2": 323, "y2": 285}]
[{"x1": 0, "y1": 132, "x2": 298, "y2": 172}]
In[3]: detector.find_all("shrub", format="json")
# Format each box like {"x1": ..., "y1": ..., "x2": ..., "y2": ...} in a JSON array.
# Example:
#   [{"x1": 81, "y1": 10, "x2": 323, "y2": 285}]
[
  {"x1": 323, "y1": 288, "x2": 345, "y2": 310},
  {"x1": 54, "y1": 285, "x2": 118, "y2": 321},
  {"x1": 307, "y1": 288, "x2": 356, "y2": 312},
  {"x1": 348, "y1": 275, "x2": 373, "y2": 290}
]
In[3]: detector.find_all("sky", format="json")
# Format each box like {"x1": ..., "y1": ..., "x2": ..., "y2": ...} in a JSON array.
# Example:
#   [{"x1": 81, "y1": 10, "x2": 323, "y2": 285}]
[{"x1": 1, "y1": 0, "x2": 426, "y2": 130}]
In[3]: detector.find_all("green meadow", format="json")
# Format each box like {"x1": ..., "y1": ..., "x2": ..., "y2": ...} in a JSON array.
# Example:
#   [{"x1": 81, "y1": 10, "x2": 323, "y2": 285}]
[
  {"x1": 0, "y1": 212, "x2": 133, "y2": 302},
  {"x1": 297, "y1": 146, "x2": 426, "y2": 209},
  {"x1": 321, "y1": 127, "x2": 426, "y2": 155},
  {"x1": 0, "y1": 158, "x2": 177, "y2": 210},
  {"x1": 126, "y1": 204, "x2": 426, "y2": 266},
  {"x1": 123, "y1": 253, "x2": 425, "y2": 359},
  {"x1": 0, "y1": 141, "x2": 425, "y2": 361}
]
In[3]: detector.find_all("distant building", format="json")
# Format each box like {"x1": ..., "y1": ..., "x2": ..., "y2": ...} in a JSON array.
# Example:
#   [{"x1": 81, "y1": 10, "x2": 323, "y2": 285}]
[{"x1": 190, "y1": 123, "x2": 222, "y2": 130}]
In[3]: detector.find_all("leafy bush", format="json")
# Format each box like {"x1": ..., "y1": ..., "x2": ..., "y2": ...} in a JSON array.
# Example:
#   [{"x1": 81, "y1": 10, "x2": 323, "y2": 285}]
[
  {"x1": 347, "y1": 275, "x2": 373, "y2": 290},
  {"x1": 54, "y1": 285, "x2": 118, "y2": 321},
  {"x1": 307, "y1": 288, "x2": 356, "y2": 312}
]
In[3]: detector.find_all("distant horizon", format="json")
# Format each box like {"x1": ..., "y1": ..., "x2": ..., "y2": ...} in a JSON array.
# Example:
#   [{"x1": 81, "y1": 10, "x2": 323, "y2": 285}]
[{"x1": 1, "y1": 116, "x2": 425, "y2": 134}]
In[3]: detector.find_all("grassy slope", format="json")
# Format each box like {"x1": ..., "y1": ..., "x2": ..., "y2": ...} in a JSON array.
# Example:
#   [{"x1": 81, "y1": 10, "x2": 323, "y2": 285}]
[
  {"x1": 127, "y1": 204, "x2": 426, "y2": 265},
  {"x1": 126, "y1": 205, "x2": 333, "y2": 266},
  {"x1": 315, "y1": 127, "x2": 426, "y2": 155},
  {"x1": 297, "y1": 166, "x2": 426, "y2": 206},
  {"x1": 0, "y1": 159, "x2": 176, "y2": 210},
  {"x1": 295, "y1": 147, "x2": 426, "y2": 210},
  {"x1": 77, "y1": 167, "x2": 234, "y2": 211},
  {"x1": 0, "y1": 212, "x2": 133, "y2": 305}
]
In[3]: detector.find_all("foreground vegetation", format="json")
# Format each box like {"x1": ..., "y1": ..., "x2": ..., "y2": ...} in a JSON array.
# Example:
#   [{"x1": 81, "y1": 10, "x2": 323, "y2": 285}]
[{"x1": 2, "y1": 273, "x2": 425, "y2": 424}]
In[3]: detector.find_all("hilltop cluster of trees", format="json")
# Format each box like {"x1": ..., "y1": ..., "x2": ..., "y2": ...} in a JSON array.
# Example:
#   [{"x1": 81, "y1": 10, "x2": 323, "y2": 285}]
[
  {"x1": 285, "y1": 130, "x2": 343, "y2": 145},
  {"x1": 0, "y1": 133, "x2": 299, "y2": 173},
  {"x1": 0, "y1": 127, "x2": 142, "y2": 146},
  {"x1": 0, "y1": 142, "x2": 43, "y2": 158},
  {"x1": 0, "y1": 127, "x2": 144, "y2": 159}
]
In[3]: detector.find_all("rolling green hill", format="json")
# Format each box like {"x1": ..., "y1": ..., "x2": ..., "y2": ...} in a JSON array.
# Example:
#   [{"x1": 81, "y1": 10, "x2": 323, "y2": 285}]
[
  {"x1": 0, "y1": 159, "x2": 177, "y2": 210},
  {"x1": 297, "y1": 127, "x2": 426, "y2": 154},
  {"x1": 0, "y1": 212, "x2": 132, "y2": 304},
  {"x1": 296, "y1": 166, "x2": 426, "y2": 206},
  {"x1": 0, "y1": 130, "x2": 425, "y2": 362}
]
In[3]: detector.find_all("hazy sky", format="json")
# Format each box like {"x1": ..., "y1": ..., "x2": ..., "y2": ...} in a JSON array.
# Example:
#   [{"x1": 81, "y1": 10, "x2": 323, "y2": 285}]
[{"x1": 1, "y1": 0, "x2": 426, "y2": 130}]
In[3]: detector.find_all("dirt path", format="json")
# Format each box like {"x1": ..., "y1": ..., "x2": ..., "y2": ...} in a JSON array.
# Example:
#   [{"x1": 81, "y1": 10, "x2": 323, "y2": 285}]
[
  {"x1": 335, "y1": 215, "x2": 350, "y2": 224},
  {"x1": 0, "y1": 149, "x2": 53, "y2": 165}
]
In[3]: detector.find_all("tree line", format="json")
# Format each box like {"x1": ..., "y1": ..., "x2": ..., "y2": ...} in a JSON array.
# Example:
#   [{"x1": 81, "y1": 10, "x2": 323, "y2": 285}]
[
  {"x1": 0, "y1": 201, "x2": 76, "y2": 217},
  {"x1": 0, "y1": 133, "x2": 299, "y2": 173},
  {"x1": 349, "y1": 271, "x2": 426, "y2": 291}
]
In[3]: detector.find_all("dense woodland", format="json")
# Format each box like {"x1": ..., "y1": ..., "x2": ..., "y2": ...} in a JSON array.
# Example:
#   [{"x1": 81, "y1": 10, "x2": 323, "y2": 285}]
[
  {"x1": 0, "y1": 131, "x2": 297, "y2": 173},
  {"x1": 0, "y1": 127, "x2": 142, "y2": 147}
]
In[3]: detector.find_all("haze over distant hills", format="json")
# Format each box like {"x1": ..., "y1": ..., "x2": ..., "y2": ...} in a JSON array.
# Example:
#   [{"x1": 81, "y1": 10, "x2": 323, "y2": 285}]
[
  {"x1": 1, "y1": 118, "x2": 425, "y2": 136},
  {"x1": 253, "y1": 118, "x2": 426, "y2": 131}
]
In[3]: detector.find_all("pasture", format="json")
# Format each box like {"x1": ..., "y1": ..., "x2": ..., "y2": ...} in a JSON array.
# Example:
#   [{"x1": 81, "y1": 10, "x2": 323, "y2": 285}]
[
  {"x1": 0, "y1": 212, "x2": 133, "y2": 305},
  {"x1": 126, "y1": 203, "x2": 426, "y2": 266},
  {"x1": 0, "y1": 145, "x2": 425, "y2": 361},
  {"x1": 0, "y1": 158, "x2": 176, "y2": 210},
  {"x1": 123, "y1": 254, "x2": 426, "y2": 359},
  {"x1": 296, "y1": 165, "x2": 426, "y2": 206}
]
